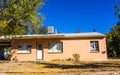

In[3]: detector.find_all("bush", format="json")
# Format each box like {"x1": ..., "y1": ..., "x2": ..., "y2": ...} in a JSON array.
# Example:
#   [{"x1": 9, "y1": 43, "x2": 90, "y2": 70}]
[
  {"x1": 4, "y1": 47, "x2": 11, "y2": 60},
  {"x1": 72, "y1": 53, "x2": 80, "y2": 64},
  {"x1": 13, "y1": 56, "x2": 18, "y2": 62}
]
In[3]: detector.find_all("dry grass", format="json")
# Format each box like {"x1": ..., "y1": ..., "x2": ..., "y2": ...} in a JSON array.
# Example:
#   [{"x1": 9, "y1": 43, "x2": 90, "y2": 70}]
[{"x1": 0, "y1": 60, "x2": 120, "y2": 75}]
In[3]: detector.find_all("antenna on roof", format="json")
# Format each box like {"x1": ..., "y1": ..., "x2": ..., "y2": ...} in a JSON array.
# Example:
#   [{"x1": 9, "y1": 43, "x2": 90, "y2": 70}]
[{"x1": 93, "y1": 28, "x2": 96, "y2": 32}]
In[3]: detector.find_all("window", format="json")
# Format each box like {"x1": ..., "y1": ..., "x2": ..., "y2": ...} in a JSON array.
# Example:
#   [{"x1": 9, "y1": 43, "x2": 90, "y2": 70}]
[
  {"x1": 17, "y1": 43, "x2": 31, "y2": 53},
  {"x1": 48, "y1": 42, "x2": 63, "y2": 53},
  {"x1": 90, "y1": 41, "x2": 99, "y2": 52}
]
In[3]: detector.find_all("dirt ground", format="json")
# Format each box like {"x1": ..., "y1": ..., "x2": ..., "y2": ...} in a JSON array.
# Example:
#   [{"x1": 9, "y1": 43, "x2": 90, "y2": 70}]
[
  {"x1": 0, "y1": 60, "x2": 120, "y2": 75},
  {"x1": 0, "y1": 71, "x2": 120, "y2": 75}
]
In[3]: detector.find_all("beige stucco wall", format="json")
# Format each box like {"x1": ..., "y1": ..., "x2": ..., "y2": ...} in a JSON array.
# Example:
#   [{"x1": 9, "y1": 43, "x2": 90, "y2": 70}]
[{"x1": 11, "y1": 37, "x2": 107, "y2": 61}]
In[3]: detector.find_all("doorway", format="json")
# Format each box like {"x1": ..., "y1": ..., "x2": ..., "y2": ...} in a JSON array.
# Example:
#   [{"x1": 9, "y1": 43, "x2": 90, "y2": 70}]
[{"x1": 36, "y1": 43, "x2": 43, "y2": 60}]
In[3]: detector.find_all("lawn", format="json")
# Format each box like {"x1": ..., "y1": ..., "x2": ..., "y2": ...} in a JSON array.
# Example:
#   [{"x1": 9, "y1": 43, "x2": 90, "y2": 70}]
[{"x1": 0, "y1": 60, "x2": 120, "y2": 75}]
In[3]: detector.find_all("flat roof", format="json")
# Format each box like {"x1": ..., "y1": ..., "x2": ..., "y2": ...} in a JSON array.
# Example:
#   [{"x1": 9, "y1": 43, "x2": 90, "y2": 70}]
[{"x1": 0, "y1": 32, "x2": 105, "y2": 40}]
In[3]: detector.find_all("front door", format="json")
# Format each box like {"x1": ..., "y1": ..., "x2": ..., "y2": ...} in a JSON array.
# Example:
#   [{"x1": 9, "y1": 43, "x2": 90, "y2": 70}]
[{"x1": 37, "y1": 43, "x2": 43, "y2": 60}]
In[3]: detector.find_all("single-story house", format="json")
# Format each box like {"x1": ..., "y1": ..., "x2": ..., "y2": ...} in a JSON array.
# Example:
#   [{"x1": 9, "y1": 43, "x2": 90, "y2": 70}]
[{"x1": 0, "y1": 32, "x2": 107, "y2": 61}]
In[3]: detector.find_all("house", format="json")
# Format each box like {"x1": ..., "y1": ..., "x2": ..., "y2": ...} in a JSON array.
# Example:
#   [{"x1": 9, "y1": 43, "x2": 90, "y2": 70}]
[{"x1": 0, "y1": 32, "x2": 107, "y2": 61}]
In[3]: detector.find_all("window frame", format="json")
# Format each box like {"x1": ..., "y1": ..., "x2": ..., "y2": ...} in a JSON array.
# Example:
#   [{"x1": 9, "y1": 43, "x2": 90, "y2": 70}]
[
  {"x1": 17, "y1": 43, "x2": 32, "y2": 54},
  {"x1": 48, "y1": 42, "x2": 63, "y2": 53},
  {"x1": 90, "y1": 41, "x2": 99, "y2": 52}
]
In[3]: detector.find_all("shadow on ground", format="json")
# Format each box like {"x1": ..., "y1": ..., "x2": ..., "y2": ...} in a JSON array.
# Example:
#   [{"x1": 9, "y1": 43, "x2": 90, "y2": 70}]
[{"x1": 36, "y1": 62, "x2": 120, "y2": 69}]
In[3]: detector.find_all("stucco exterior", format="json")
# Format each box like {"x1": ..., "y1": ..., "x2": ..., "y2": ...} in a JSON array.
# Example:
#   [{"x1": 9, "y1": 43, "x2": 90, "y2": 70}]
[{"x1": 10, "y1": 33, "x2": 107, "y2": 61}]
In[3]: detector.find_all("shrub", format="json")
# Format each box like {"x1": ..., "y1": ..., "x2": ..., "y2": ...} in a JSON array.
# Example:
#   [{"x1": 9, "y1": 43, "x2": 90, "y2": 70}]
[
  {"x1": 72, "y1": 53, "x2": 80, "y2": 64},
  {"x1": 13, "y1": 56, "x2": 18, "y2": 62},
  {"x1": 4, "y1": 47, "x2": 11, "y2": 60}
]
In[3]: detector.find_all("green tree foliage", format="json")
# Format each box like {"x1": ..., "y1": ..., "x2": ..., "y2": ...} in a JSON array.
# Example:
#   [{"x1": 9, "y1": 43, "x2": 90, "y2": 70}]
[
  {"x1": 38, "y1": 25, "x2": 47, "y2": 34},
  {"x1": 107, "y1": 23, "x2": 120, "y2": 58},
  {"x1": 107, "y1": 3, "x2": 120, "y2": 58},
  {"x1": 0, "y1": 0, "x2": 44, "y2": 36}
]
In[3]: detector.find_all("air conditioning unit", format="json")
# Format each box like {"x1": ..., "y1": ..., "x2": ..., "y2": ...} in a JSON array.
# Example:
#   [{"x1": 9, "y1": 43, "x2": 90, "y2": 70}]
[{"x1": 48, "y1": 26, "x2": 54, "y2": 34}]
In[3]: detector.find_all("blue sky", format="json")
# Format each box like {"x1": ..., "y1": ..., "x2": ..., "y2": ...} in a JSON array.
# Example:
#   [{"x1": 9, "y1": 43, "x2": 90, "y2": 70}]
[{"x1": 41, "y1": 0, "x2": 118, "y2": 34}]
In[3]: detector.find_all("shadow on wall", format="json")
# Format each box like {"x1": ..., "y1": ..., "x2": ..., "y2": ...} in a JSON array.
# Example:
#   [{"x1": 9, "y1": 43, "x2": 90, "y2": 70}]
[{"x1": 0, "y1": 47, "x2": 5, "y2": 60}]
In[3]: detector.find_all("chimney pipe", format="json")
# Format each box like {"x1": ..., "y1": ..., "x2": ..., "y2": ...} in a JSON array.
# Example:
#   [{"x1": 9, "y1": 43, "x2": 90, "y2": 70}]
[{"x1": 48, "y1": 26, "x2": 54, "y2": 34}]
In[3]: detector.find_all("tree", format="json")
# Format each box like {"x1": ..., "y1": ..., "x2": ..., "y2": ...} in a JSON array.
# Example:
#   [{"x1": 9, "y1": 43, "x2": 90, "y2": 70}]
[
  {"x1": 38, "y1": 25, "x2": 47, "y2": 34},
  {"x1": 0, "y1": 0, "x2": 44, "y2": 36},
  {"x1": 107, "y1": 3, "x2": 120, "y2": 58},
  {"x1": 107, "y1": 23, "x2": 120, "y2": 58}
]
